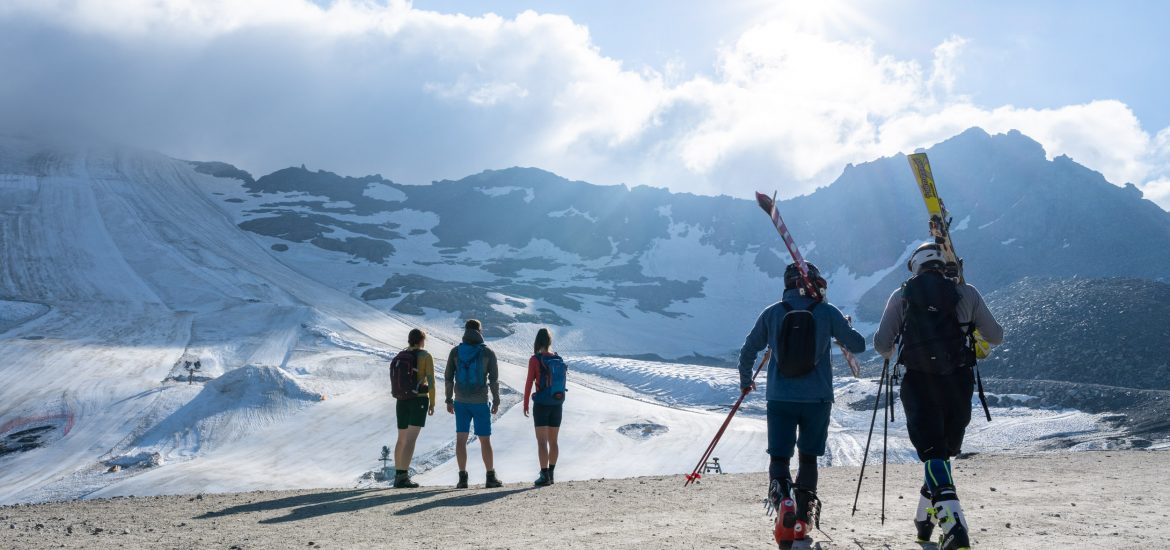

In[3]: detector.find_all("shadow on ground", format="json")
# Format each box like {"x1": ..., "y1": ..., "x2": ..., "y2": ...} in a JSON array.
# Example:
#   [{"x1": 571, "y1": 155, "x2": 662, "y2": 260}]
[
  {"x1": 393, "y1": 487, "x2": 532, "y2": 516},
  {"x1": 195, "y1": 488, "x2": 454, "y2": 523}
]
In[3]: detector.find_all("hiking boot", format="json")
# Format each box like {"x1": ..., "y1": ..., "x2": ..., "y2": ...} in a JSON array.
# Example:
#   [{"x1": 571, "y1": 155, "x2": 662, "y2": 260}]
[
  {"x1": 393, "y1": 472, "x2": 419, "y2": 489},
  {"x1": 534, "y1": 469, "x2": 551, "y2": 487},
  {"x1": 485, "y1": 470, "x2": 503, "y2": 489},
  {"x1": 934, "y1": 491, "x2": 971, "y2": 550},
  {"x1": 456, "y1": 471, "x2": 468, "y2": 489},
  {"x1": 548, "y1": 464, "x2": 555, "y2": 484},
  {"x1": 914, "y1": 485, "x2": 936, "y2": 542}
]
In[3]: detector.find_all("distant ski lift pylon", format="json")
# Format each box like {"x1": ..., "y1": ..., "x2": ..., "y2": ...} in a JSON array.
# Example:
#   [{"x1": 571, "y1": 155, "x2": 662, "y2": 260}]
[
  {"x1": 184, "y1": 359, "x2": 201, "y2": 384},
  {"x1": 704, "y1": 457, "x2": 723, "y2": 474},
  {"x1": 379, "y1": 445, "x2": 394, "y2": 481}
]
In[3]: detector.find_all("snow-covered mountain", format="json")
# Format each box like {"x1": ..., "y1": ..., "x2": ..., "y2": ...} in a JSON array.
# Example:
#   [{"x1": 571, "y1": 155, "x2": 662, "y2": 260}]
[
  {"x1": 0, "y1": 130, "x2": 1164, "y2": 505},
  {"x1": 0, "y1": 137, "x2": 770, "y2": 503},
  {"x1": 207, "y1": 127, "x2": 1170, "y2": 362}
]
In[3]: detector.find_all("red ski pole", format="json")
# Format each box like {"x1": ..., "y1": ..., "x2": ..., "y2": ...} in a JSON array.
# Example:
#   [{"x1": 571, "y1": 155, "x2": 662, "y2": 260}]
[{"x1": 684, "y1": 348, "x2": 771, "y2": 486}]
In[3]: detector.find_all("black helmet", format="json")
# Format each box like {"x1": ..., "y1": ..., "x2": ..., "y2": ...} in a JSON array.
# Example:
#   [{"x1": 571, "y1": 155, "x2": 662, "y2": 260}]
[{"x1": 784, "y1": 261, "x2": 822, "y2": 290}]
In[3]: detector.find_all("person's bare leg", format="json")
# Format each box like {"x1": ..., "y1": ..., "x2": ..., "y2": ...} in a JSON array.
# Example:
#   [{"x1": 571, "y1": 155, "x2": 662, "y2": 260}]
[
  {"x1": 394, "y1": 428, "x2": 408, "y2": 469},
  {"x1": 479, "y1": 435, "x2": 494, "y2": 471},
  {"x1": 401, "y1": 426, "x2": 422, "y2": 471},
  {"x1": 548, "y1": 427, "x2": 560, "y2": 467},
  {"x1": 455, "y1": 432, "x2": 469, "y2": 472},
  {"x1": 534, "y1": 427, "x2": 549, "y2": 469}
]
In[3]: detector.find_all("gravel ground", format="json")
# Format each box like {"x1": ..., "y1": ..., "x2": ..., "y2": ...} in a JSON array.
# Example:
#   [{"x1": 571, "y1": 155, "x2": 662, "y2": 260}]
[{"x1": 2, "y1": 451, "x2": 1166, "y2": 549}]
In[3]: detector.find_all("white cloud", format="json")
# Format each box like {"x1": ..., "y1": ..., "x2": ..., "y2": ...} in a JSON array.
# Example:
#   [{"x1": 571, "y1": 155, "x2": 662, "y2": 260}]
[
  {"x1": 929, "y1": 35, "x2": 968, "y2": 98},
  {"x1": 1, "y1": 0, "x2": 1168, "y2": 210},
  {"x1": 1142, "y1": 178, "x2": 1170, "y2": 206},
  {"x1": 877, "y1": 100, "x2": 1155, "y2": 186}
]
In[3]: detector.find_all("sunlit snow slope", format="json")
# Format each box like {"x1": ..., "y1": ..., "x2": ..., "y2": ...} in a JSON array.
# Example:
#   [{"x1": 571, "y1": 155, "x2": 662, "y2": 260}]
[
  {"x1": 0, "y1": 137, "x2": 1128, "y2": 505},
  {"x1": 0, "y1": 139, "x2": 767, "y2": 504}
]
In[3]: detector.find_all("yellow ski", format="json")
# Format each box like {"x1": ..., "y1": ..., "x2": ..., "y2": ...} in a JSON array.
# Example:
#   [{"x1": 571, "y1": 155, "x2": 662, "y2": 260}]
[{"x1": 906, "y1": 153, "x2": 962, "y2": 282}]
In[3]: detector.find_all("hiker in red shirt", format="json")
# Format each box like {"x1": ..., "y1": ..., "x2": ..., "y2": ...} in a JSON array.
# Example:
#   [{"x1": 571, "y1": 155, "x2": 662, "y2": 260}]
[{"x1": 523, "y1": 328, "x2": 567, "y2": 487}]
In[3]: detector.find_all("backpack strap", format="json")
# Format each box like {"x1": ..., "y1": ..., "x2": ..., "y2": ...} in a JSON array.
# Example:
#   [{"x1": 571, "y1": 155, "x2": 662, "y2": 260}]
[
  {"x1": 958, "y1": 320, "x2": 991, "y2": 422},
  {"x1": 780, "y1": 302, "x2": 793, "y2": 313},
  {"x1": 975, "y1": 363, "x2": 991, "y2": 422},
  {"x1": 534, "y1": 353, "x2": 549, "y2": 390},
  {"x1": 896, "y1": 281, "x2": 910, "y2": 346}
]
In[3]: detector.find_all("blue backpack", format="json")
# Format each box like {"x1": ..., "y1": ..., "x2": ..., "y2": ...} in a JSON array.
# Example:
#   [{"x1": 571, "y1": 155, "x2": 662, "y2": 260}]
[
  {"x1": 533, "y1": 353, "x2": 568, "y2": 405},
  {"x1": 455, "y1": 344, "x2": 485, "y2": 393}
]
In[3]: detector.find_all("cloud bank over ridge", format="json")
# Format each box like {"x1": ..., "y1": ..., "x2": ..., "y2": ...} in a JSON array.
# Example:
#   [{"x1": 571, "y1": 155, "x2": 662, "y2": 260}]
[{"x1": 2, "y1": 0, "x2": 1167, "y2": 207}]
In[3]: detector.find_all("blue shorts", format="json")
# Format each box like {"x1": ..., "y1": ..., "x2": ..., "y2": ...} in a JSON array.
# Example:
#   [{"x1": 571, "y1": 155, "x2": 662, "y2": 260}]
[
  {"x1": 767, "y1": 400, "x2": 832, "y2": 457},
  {"x1": 454, "y1": 401, "x2": 492, "y2": 437}
]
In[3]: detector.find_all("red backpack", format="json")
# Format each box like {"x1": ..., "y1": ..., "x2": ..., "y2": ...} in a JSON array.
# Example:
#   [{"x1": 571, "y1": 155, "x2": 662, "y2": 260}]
[{"x1": 389, "y1": 349, "x2": 422, "y2": 399}]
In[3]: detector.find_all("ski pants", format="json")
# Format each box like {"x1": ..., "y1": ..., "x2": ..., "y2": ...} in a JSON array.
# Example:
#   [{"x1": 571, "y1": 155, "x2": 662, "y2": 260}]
[{"x1": 899, "y1": 368, "x2": 974, "y2": 462}]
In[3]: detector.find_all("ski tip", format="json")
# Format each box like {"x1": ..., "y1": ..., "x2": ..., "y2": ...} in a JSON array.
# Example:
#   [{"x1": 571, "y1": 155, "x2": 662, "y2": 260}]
[{"x1": 754, "y1": 191, "x2": 773, "y2": 212}]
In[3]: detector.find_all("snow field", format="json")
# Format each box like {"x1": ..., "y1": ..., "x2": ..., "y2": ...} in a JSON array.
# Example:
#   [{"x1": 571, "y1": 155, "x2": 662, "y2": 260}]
[{"x1": 0, "y1": 140, "x2": 1129, "y2": 507}]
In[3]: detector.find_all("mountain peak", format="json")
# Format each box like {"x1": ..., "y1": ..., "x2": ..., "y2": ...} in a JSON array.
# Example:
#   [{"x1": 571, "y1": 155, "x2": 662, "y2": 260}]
[
  {"x1": 465, "y1": 166, "x2": 567, "y2": 184},
  {"x1": 930, "y1": 126, "x2": 1047, "y2": 162}
]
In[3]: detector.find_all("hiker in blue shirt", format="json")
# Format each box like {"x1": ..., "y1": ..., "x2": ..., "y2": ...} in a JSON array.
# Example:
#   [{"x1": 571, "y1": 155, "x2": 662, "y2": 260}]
[
  {"x1": 444, "y1": 319, "x2": 503, "y2": 489},
  {"x1": 739, "y1": 262, "x2": 866, "y2": 529}
]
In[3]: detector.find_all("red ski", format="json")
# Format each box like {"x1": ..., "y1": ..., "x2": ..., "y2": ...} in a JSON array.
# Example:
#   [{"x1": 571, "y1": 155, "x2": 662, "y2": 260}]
[{"x1": 755, "y1": 192, "x2": 862, "y2": 377}]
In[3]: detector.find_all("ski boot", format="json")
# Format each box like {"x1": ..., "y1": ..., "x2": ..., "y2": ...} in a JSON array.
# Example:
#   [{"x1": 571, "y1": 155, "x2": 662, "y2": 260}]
[
  {"x1": 456, "y1": 471, "x2": 469, "y2": 489},
  {"x1": 767, "y1": 479, "x2": 800, "y2": 549},
  {"x1": 933, "y1": 488, "x2": 971, "y2": 550},
  {"x1": 485, "y1": 470, "x2": 503, "y2": 488},
  {"x1": 793, "y1": 487, "x2": 820, "y2": 541},
  {"x1": 393, "y1": 471, "x2": 419, "y2": 489},
  {"x1": 534, "y1": 468, "x2": 551, "y2": 487},
  {"x1": 914, "y1": 485, "x2": 936, "y2": 543}
]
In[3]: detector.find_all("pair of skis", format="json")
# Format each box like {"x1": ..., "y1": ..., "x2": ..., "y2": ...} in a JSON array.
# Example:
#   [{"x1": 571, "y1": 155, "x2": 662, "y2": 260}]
[
  {"x1": 755, "y1": 191, "x2": 864, "y2": 378},
  {"x1": 907, "y1": 153, "x2": 964, "y2": 282},
  {"x1": 907, "y1": 153, "x2": 992, "y2": 422}
]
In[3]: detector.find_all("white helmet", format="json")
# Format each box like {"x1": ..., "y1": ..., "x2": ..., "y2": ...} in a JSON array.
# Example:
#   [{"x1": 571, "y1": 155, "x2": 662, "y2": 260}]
[{"x1": 907, "y1": 242, "x2": 946, "y2": 274}]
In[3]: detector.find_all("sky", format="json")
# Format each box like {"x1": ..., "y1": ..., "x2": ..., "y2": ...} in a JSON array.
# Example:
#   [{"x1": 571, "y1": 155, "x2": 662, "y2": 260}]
[{"x1": 2, "y1": 0, "x2": 1169, "y2": 208}]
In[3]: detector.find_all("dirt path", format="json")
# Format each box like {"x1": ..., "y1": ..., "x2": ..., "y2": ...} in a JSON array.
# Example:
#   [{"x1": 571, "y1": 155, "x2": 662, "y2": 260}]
[{"x1": 2, "y1": 451, "x2": 1166, "y2": 549}]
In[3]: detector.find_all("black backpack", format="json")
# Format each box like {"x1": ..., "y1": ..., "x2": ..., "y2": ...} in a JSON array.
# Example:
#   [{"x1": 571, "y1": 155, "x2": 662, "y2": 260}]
[
  {"x1": 389, "y1": 349, "x2": 423, "y2": 399},
  {"x1": 777, "y1": 302, "x2": 819, "y2": 377},
  {"x1": 897, "y1": 271, "x2": 974, "y2": 375}
]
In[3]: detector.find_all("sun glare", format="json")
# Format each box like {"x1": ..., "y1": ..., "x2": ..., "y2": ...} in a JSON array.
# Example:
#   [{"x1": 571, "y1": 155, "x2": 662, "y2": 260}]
[{"x1": 736, "y1": 0, "x2": 877, "y2": 35}]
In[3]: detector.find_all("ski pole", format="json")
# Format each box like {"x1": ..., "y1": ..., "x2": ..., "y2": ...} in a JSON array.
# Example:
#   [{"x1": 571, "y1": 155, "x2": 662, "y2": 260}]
[
  {"x1": 684, "y1": 349, "x2": 770, "y2": 486},
  {"x1": 684, "y1": 348, "x2": 771, "y2": 487},
  {"x1": 881, "y1": 361, "x2": 893, "y2": 525},
  {"x1": 851, "y1": 358, "x2": 889, "y2": 515}
]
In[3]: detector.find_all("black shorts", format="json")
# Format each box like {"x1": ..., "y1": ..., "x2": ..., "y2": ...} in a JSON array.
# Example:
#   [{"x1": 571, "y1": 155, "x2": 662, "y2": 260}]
[
  {"x1": 396, "y1": 396, "x2": 429, "y2": 430},
  {"x1": 900, "y1": 368, "x2": 975, "y2": 461},
  {"x1": 532, "y1": 403, "x2": 563, "y2": 428}
]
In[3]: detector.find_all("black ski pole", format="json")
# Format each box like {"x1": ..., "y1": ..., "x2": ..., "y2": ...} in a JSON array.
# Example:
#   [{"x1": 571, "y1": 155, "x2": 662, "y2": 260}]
[
  {"x1": 851, "y1": 357, "x2": 889, "y2": 516},
  {"x1": 881, "y1": 362, "x2": 893, "y2": 525}
]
